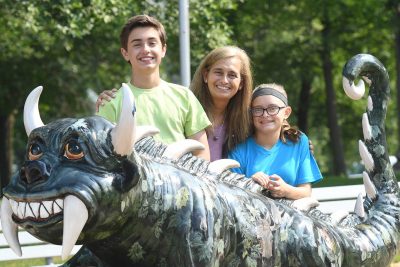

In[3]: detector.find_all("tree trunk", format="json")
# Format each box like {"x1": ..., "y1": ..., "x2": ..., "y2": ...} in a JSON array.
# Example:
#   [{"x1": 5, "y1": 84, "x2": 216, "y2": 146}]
[
  {"x1": 321, "y1": 8, "x2": 347, "y2": 175},
  {"x1": 297, "y1": 77, "x2": 312, "y2": 133},
  {"x1": 0, "y1": 112, "x2": 15, "y2": 196},
  {"x1": 395, "y1": 4, "x2": 400, "y2": 158}
]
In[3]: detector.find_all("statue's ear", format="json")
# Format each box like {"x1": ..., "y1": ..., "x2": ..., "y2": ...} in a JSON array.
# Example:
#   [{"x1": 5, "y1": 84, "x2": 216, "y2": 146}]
[{"x1": 112, "y1": 159, "x2": 139, "y2": 192}]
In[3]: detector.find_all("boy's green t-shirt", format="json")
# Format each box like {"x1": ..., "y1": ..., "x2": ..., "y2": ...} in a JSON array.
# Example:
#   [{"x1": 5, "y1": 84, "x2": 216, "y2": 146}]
[{"x1": 97, "y1": 81, "x2": 211, "y2": 144}]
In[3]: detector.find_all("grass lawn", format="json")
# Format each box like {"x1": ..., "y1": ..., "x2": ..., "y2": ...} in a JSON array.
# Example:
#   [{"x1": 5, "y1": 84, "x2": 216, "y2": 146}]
[
  {"x1": 314, "y1": 175, "x2": 363, "y2": 187},
  {"x1": 0, "y1": 257, "x2": 64, "y2": 267}
]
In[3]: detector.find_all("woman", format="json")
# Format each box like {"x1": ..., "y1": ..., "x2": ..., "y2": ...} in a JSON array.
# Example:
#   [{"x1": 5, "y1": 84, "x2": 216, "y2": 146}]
[
  {"x1": 96, "y1": 46, "x2": 253, "y2": 161},
  {"x1": 229, "y1": 83, "x2": 322, "y2": 199},
  {"x1": 191, "y1": 46, "x2": 253, "y2": 161}
]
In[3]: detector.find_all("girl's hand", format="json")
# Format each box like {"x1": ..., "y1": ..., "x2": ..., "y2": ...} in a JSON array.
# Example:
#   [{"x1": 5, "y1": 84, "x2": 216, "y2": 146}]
[
  {"x1": 267, "y1": 174, "x2": 289, "y2": 198},
  {"x1": 95, "y1": 88, "x2": 118, "y2": 112},
  {"x1": 251, "y1": 172, "x2": 270, "y2": 188}
]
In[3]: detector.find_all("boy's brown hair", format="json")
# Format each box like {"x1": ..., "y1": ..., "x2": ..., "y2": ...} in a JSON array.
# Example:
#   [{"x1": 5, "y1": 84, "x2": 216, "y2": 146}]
[{"x1": 120, "y1": 15, "x2": 167, "y2": 50}]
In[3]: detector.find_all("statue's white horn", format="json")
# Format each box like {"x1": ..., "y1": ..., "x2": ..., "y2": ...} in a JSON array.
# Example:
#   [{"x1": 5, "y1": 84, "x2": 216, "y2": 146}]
[
  {"x1": 111, "y1": 83, "x2": 136, "y2": 156},
  {"x1": 24, "y1": 86, "x2": 45, "y2": 136}
]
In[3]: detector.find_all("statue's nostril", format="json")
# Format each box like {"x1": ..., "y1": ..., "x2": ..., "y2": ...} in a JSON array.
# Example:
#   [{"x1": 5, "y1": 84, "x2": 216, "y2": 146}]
[
  {"x1": 27, "y1": 168, "x2": 42, "y2": 183},
  {"x1": 21, "y1": 161, "x2": 49, "y2": 184}
]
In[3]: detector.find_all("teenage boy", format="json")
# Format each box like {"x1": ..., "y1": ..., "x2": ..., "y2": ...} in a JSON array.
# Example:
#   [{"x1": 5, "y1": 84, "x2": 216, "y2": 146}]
[{"x1": 97, "y1": 15, "x2": 211, "y2": 160}]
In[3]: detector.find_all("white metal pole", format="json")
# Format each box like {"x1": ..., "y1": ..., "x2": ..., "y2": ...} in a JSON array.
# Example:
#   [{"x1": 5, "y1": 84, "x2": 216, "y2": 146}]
[{"x1": 179, "y1": 0, "x2": 190, "y2": 87}]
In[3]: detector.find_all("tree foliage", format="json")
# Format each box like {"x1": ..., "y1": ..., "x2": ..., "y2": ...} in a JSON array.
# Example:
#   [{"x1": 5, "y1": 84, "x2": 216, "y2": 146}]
[
  {"x1": 1, "y1": 0, "x2": 400, "y2": 185},
  {"x1": 233, "y1": 0, "x2": 399, "y2": 174},
  {"x1": 0, "y1": 0, "x2": 237, "y2": 189}
]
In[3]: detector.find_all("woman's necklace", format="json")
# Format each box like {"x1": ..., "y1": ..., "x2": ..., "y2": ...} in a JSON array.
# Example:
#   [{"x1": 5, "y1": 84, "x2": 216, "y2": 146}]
[
  {"x1": 211, "y1": 114, "x2": 226, "y2": 141},
  {"x1": 212, "y1": 123, "x2": 224, "y2": 141}
]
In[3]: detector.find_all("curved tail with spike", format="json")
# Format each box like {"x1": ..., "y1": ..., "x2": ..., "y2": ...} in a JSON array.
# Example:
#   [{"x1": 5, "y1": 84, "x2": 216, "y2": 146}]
[
  {"x1": 342, "y1": 54, "x2": 397, "y2": 191},
  {"x1": 339, "y1": 54, "x2": 400, "y2": 265}
]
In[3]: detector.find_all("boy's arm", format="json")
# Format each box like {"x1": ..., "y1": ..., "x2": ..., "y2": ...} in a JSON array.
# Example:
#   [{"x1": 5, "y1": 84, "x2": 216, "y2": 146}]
[
  {"x1": 95, "y1": 88, "x2": 118, "y2": 113},
  {"x1": 188, "y1": 130, "x2": 210, "y2": 161}
]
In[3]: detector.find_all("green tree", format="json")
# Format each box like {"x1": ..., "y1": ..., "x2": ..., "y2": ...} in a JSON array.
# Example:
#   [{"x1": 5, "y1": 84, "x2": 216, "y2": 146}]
[
  {"x1": 232, "y1": 0, "x2": 398, "y2": 175},
  {"x1": 0, "y1": 0, "x2": 237, "y2": 193}
]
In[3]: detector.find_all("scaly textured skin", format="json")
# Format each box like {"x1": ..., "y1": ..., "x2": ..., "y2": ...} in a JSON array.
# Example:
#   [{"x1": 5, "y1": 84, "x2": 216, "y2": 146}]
[{"x1": 1, "y1": 54, "x2": 399, "y2": 266}]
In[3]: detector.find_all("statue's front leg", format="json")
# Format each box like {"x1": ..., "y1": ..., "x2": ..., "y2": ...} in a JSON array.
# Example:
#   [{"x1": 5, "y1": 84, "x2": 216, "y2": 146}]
[{"x1": 61, "y1": 246, "x2": 109, "y2": 267}]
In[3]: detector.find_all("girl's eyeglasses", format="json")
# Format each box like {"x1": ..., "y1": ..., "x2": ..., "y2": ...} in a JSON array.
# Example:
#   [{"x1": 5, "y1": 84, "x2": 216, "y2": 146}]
[{"x1": 250, "y1": 106, "x2": 286, "y2": 117}]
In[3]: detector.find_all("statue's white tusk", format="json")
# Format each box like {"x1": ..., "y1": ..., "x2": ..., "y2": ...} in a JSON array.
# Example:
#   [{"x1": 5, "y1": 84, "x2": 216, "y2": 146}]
[
  {"x1": 342, "y1": 77, "x2": 365, "y2": 100},
  {"x1": 111, "y1": 83, "x2": 136, "y2": 156},
  {"x1": 162, "y1": 139, "x2": 205, "y2": 160},
  {"x1": 362, "y1": 113, "x2": 372, "y2": 141},
  {"x1": 359, "y1": 140, "x2": 374, "y2": 172},
  {"x1": 24, "y1": 86, "x2": 45, "y2": 136},
  {"x1": 62, "y1": 195, "x2": 88, "y2": 260},
  {"x1": 0, "y1": 197, "x2": 22, "y2": 256},
  {"x1": 208, "y1": 159, "x2": 240, "y2": 173}
]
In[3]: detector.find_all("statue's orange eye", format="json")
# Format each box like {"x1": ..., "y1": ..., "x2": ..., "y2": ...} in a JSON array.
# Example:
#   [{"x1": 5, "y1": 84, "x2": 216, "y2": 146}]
[
  {"x1": 64, "y1": 140, "x2": 84, "y2": 160},
  {"x1": 28, "y1": 144, "x2": 43, "y2": 160}
]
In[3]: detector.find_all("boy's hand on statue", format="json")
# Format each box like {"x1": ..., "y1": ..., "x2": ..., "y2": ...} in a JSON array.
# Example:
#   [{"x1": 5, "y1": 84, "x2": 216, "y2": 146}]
[
  {"x1": 267, "y1": 174, "x2": 289, "y2": 198},
  {"x1": 251, "y1": 172, "x2": 270, "y2": 188},
  {"x1": 95, "y1": 88, "x2": 118, "y2": 112}
]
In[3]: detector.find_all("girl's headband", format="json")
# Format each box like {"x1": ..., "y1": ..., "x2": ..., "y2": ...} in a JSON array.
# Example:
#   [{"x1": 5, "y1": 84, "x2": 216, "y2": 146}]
[{"x1": 252, "y1": 87, "x2": 288, "y2": 106}]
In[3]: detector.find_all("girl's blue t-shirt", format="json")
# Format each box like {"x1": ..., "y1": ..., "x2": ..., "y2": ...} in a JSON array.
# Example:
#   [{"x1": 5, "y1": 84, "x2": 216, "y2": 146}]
[{"x1": 228, "y1": 134, "x2": 322, "y2": 186}]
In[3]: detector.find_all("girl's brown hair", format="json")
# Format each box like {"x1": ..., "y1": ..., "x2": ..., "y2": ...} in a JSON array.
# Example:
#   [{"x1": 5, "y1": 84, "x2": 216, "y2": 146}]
[
  {"x1": 191, "y1": 46, "x2": 253, "y2": 156},
  {"x1": 252, "y1": 83, "x2": 302, "y2": 143}
]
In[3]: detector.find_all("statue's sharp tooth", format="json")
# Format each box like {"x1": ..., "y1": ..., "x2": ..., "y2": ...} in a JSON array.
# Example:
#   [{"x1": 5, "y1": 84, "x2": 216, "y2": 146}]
[
  {"x1": 25, "y1": 203, "x2": 35, "y2": 219},
  {"x1": 359, "y1": 140, "x2": 374, "y2": 171},
  {"x1": 0, "y1": 197, "x2": 22, "y2": 256},
  {"x1": 55, "y1": 199, "x2": 64, "y2": 209},
  {"x1": 53, "y1": 200, "x2": 62, "y2": 214},
  {"x1": 30, "y1": 202, "x2": 40, "y2": 219},
  {"x1": 39, "y1": 203, "x2": 50, "y2": 219},
  {"x1": 208, "y1": 159, "x2": 240, "y2": 174},
  {"x1": 355, "y1": 193, "x2": 365, "y2": 219},
  {"x1": 363, "y1": 171, "x2": 377, "y2": 199},
  {"x1": 42, "y1": 200, "x2": 53, "y2": 215},
  {"x1": 362, "y1": 113, "x2": 372, "y2": 140},
  {"x1": 62, "y1": 195, "x2": 88, "y2": 260},
  {"x1": 17, "y1": 202, "x2": 25, "y2": 219},
  {"x1": 342, "y1": 77, "x2": 365, "y2": 100}
]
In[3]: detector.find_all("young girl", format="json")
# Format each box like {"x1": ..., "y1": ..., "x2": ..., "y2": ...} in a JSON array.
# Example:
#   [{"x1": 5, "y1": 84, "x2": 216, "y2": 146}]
[{"x1": 229, "y1": 83, "x2": 322, "y2": 199}]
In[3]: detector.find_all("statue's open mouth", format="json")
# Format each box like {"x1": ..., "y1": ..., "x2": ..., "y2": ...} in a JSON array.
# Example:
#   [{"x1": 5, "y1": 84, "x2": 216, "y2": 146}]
[
  {"x1": 9, "y1": 198, "x2": 64, "y2": 224},
  {"x1": 1, "y1": 194, "x2": 88, "y2": 260}
]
